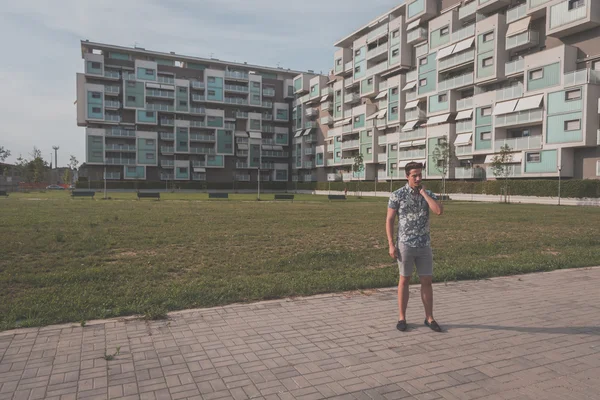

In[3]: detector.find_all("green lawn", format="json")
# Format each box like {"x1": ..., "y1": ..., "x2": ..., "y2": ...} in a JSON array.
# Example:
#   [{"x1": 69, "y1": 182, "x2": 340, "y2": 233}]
[{"x1": 1, "y1": 192, "x2": 599, "y2": 330}]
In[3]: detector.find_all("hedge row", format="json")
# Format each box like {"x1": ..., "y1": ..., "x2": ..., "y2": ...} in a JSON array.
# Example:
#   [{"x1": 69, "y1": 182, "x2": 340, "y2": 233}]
[{"x1": 76, "y1": 179, "x2": 600, "y2": 198}]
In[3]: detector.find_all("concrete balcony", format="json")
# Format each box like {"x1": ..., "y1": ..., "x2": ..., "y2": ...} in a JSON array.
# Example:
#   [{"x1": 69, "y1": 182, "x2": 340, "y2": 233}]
[
  {"x1": 495, "y1": 109, "x2": 543, "y2": 127},
  {"x1": 305, "y1": 121, "x2": 318, "y2": 129},
  {"x1": 378, "y1": 136, "x2": 387, "y2": 146},
  {"x1": 190, "y1": 147, "x2": 216, "y2": 155},
  {"x1": 305, "y1": 107, "x2": 319, "y2": 118},
  {"x1": 190, "y1": 134, "x2": 216, "y2": 142},
  {"x1": 456, "y1": 120, "x2": 473, "y2": 134},
  {"x1": 160, "y1": 132, "x2": 174, "y2": 140},
  {"x1": 321, "y1": 101, "x2": 332, "y2": 112},
  {"x1": 405, "y1": 109, "x2": 426, "y2": 121},
  {"x1": 407, "y1": 27, "x2": 428, "y2": 44},
  {"x1": 450, "y1": 24, "x2": 475, "y2": 44},
  {"x1": 320, "y1": 115, "x2": 334, "y2": 125},
  {"x1": 146, "y1": 89, "x2": 175, "y2": 99},
  {"x1": 104, "y1": 114, "x2": 121, "y2": 122},
  {"x1": 344, "y1": 78, "x2": 356, "y2": 88},
  {"x1": 147, "y1": 104, "x2": 174, "y2": 112},
  {"x1": 161, "y1": 160, "x2": 175, "y2": 167},
  {"x1": 496, "y1": 84, "x2": 524, "y2": 101},
  {"x1": 104, "y1": 86, "x2": 120, "y2": 95},
  {"x1": 190, "y1": 120, "x2": 206, "y2": 128},
  {"x1": 224, "y1": 84, "x2": 249, "y2": 93},
  {"x1": 192, "y1": 173, "x2": 206, "y2": 181},
  {"x1": 304, "y1": 134, "x2": 317, "y2": 143},
  {"x1": 321, "y1": 87, "x2": 333, "y2": 97},
  {"x1": 262, "y1": 88, "x2": 275, "y2": 97},
  {"x1": 105, "y1": 144, "x2": 136, "y2": 152},
  {"x1": 157, "y1": 76, "x2": 175, "y2": 85},
  {"x1": 415, "y1": 43, "x2": 428, "y2": 58},
  {"x1": 104, "y1": 100, "x2": 121, "y2": 109},
  {"x1": 106, "y1": 128, "x2": 135, "y2": 138},
  {"x1": 399, "y1": 127, "x2": 427, "y2": 141},
  {"x1": 191, "y1": 81, "x2": 205, "y2": 89},
  {"x1": 224, "y1": 97, "x2": 248, "y2": 105},
  {"x1": 505, "y1": 58, "x2": 525, "y2": 76},
  {"x1": 367, "y1": 43, "x2": 389, "y2": 61},
  {"x1": 486, "y1": 164, "x2": 522, "y2": 177},
  {"x1": 477, "y1": 0, "x2": 510, "y2": 14},
  {"x1": 494, "y1": 135, "x2": 542, "y2": 151},
  {"x1": 304, "y1": 148, "x2": 315, "y2": 155},
  {"x1": 548, "y1": 0, "x2": 599, "y2": 37},
  {"x1": 105, "y1": 157, "x2": 136, "y2": 165},
  {"x1": 455, "y1": 167, "x2": 475, "y2": 179},
  {"x1": 367, "y1": 24, "x2": 389, "y2": 42},
  {"x1": 190, "y1": 107, "x2": 206, "y2": 115},
  {"x1": 344, "y1": 93, "x2": 361, "y2": 104},
  {"x1": 406, "y1": 69, "x2": 418, "y2": 82},
  {"x1": 225, "y1": 71, "x2": 249, "y2": 80},
  {"x1": 366, "y1": 61, "x2": 389, "y2": 77},
  {"x1": 191, "y1": 94, "x2": 205, "y2": 102},
  {"x1": 506, "y1": 30, "x2": 539, "y2": 51},
  {"x1": 563, "y1": 68, "x2": 600, "y2": 86},
  {"x1": 438, "y1": 49, "x2": 475, "y2": 72},
  {"x1": 455, "y1": 145, "x2": 473, "y2": 157},
  {"x1": 103, "y1": 71, "x2": 120, "y2": 79},
  {"x1": 345, "y1": 61, "x2": 353, "y2": 73},
  {"x1": 378, "y1": 153, "x2": 388, "y2": 162},
  {"x1": 438, "y1": 72, "x2": 474, "y2": 91},
  {"x1": 342, "y1": 140, "x2": 360, "y2": 149}
]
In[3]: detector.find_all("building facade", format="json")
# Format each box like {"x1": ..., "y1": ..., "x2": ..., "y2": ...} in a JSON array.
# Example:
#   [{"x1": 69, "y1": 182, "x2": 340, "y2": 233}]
[
  {"x1": 302, "y1": 0, "x2": 600, "y2": 182},
  {"x1": 76, "y1": 41, "x2": 303, "y2": 184}
]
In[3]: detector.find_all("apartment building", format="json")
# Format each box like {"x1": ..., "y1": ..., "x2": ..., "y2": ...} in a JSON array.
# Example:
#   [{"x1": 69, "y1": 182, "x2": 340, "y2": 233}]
[
  {"x1": 76, "y1": 41, "x2": 303, "y2": 184},
  {"x1": 304, "y1": 0, "x2": 600, "y2": 182}
]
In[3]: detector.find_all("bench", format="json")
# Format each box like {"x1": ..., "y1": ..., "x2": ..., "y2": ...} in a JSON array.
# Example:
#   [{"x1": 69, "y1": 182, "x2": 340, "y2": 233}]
[
  {"x1": 137, "y1": 192, "x2": 160, "y2": 200},
  {"x1": 0, "y1": 191, "x2": 8, "y2": 197},
  {"x1": 274, "y1": 194, "x2": 294, "y2": 201},
  {"x1": 208, "y1": 193, "x2": 229, "y2": 199},
  {"x1": 71, "y1": 191, "x2": 95, "y2": 198},
  {"x1": 328, "y1": 195, "x2": 347, "y2": 201}
]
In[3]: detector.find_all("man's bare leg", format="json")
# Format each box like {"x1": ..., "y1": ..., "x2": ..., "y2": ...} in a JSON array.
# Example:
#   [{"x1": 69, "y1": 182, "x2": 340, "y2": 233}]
[
  {"x1": 398, "y1": 275, "x2": 411, "y2": 321},
  {"x1": 420, "y1": 276, "x2": 433, "y2": 322}
]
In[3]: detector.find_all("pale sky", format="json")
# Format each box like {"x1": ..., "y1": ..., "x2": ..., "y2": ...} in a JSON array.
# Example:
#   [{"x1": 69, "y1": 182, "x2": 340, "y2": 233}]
[{"x1": 0, "y1": 0, "x2": 401, "y2": 167}]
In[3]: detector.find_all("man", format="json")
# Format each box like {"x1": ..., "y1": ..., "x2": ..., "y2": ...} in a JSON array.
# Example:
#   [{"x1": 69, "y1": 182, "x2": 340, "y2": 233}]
[{"x1": 385, "y1": 162, "x2": 443, "y2": 332}]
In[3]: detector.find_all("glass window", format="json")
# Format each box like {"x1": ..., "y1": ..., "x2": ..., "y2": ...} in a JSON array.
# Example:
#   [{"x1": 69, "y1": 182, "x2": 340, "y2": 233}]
[
  {"x1": 527, "y1": 153, "x2": 540, "y2": 162},
  {"x1": 440, "y1": 26, "x2": 449, "y2": 36},
  {"x1": 480, "y1": 131, "x2": 491, "y2": 140},
  {"x1": 481, "y1": 107, "x2": 492, "y2": 116},
  {"x1": 564, "y1": 120, "x2": 581, "y2": 131},
  {"x1": 565, "y1": 89, "x2": 581, "y2": 101},
  {"x1": 529, "y1": 68, "x2": 543, "y2": 80},
  {"x1": 483, "y1": 32, "x2": 494, "y2": 42},
  {"x1": 483, "y1": 57, "x2": 493, "y2": 67}
]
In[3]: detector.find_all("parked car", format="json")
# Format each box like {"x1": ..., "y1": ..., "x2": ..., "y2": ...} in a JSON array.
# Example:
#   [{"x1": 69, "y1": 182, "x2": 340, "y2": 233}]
[{"x1": 46, "y1": 185, "x2": 64, "y2": 190}]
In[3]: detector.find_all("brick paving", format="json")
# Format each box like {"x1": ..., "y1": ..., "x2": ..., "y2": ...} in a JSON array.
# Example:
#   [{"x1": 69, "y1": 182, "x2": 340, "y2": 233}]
[{"x1": 1, "y1": 267, "x2": 599, "y2": 399}]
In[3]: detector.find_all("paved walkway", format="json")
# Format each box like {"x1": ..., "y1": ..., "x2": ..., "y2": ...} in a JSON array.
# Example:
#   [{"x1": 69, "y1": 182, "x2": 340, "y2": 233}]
[{"x1": 1, "y1": 268, "x2": 599, "y2": 400}]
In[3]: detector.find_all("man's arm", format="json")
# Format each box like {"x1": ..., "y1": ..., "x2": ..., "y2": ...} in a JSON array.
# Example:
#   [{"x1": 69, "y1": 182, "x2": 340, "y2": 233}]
[
  {"x1": 420, "y1": 187, "x2": 443, "y2": 215},
  {"x1": 386, "y1": 208, "x2": 398, "y2": 259}
]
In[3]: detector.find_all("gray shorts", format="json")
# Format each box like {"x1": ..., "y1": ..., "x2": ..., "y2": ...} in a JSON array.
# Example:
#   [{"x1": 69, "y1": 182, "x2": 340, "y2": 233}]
[{"x1": 396, "y1": 244, "x2": 433, "y2": 277}]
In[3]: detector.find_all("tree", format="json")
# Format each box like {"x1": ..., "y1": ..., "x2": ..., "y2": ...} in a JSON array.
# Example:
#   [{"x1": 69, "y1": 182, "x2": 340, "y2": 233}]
[
  {"x1": 491, "y1": 144, "x2": 514, "y2": 203},
  {"x1": 0, "y1": 146, "x2": 10, "y2": 163},
  {"x1": 15, "y1": 147, "x2": 50, "y2": 183},
  {"x1": 352, "y1": 153, "x2": 364, "y2": 197},
  {"x1": 431, "y1": 136, "x2": 454, "y2": 200},
  {"x1": 68, "y1": 155, "x2": 79, "y2": 171}
]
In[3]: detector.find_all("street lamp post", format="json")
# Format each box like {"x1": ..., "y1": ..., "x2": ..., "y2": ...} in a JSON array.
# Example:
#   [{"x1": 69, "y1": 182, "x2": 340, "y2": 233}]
[
  {"x1": 558, "y1": 164, "x2": 562, "y2": 206},
  {"x1": 390, "y1": 168, "x2": 394, "y2": 193},
  {"x1": 257, "y1": 147, "x2": 261, "y2": 200}
]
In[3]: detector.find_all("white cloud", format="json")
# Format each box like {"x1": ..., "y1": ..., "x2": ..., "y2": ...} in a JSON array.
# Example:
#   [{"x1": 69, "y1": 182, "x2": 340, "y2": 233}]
[{"x1": 0, "y1": 0, "x2": 400, "y2": 165}]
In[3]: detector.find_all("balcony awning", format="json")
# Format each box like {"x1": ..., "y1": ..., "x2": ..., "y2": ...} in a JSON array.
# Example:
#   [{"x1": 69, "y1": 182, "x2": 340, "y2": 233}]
[
  {"x1": 334, "y1": 117, "x2": 352, "y2": 127},
  {"x1": 375, "y1": 91, "x2": 388, "y2": 99},
  {"x1": 272, "y1": 145, "x2": 283, "y2": 151},
  {"x1": 427, "y1": 113, "x2": 451, "y2": 125},
  {"x1": 262, "y1": 145, "x2": 273, "y2": 150},
  {"x1": 303, "y1": 128, "x2": 313, "y2": 136},
  {"x1": 454, "y1": 133, "x2": 473, "y2": 145},
  {"x1": 249, "y1": 132, "x2": 262, "y2": 139},
  {"x1": 455, "y1": 109, "x2": 473, "y2": 120},
  {"x1": 484, "y1": 153, "x2": 522, "y2": 163},
  {"x1": 399, "y1": 141, "x2": 413, "y2": 148},
  {"x1": 406, "y1": 18, "x2": 421, "y2": 31},
  {"x1": 412, "y1": 139, "x2": 426, "y2": 146},
  {"x1": 237, "y1": 143, "x2": 248, "y2": 150},
  {"x1": 320, "y1": 95, "x2": 329, "y2": 102},
  {"x1": 453, "y1": 37, "x2": 475, "y2": 53},
  {"x1": 294, "y1": 130, "x2": 303, "y2": 137},
  {"x1": 484, "y1": 154, "x2": 496, "y2": 164},
  {"x1": 366, "y1": 113, "x2": 378, "y2": 121},
  {"x1": 194, "y1": 167, "x2": 206, "y2": 173},
  {"x1": 493, "y1": 99, "x2": 519, "y2": 115},
  {"x1": 514, "y1": 93, "x2": 544, "y2": 112},
  {"x1": 235, "y1": 131, "x2": 248, "y2": 137},
  {"x1": 510, "y1": 152, "x2": 523, "y2": 163},
  {"x1": 506, "y1": 16, "x2": 531, "y2": 37},
  {"x1": 402, "y1": 120, "x2": 419, "y2": 132},
  {"x1": 405, "y1": 100, "x2": 420, "y2": 110},
  {"x1": 437, "y1": 44, "x2": 456, "y2": 60},
  {"x1": 377, "y1": 109, "x2": 388, "y2": 119},
  {"x1": 403, "y1": 81, "x2": 417, "y2": 91}
]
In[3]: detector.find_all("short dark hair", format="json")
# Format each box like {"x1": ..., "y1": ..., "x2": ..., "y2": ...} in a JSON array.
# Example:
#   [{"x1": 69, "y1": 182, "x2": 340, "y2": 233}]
[{"x1": 405, "y1": 162, "x2": 424, "y2": 177}]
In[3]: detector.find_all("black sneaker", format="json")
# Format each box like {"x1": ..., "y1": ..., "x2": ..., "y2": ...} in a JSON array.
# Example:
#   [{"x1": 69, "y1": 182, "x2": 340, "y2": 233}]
[
  {"x1": 396, "y1": 320, "x2": 407, "y2": 331},
  {"x1": 424, "y1": 319, "x2": 442, "y2": 332}
]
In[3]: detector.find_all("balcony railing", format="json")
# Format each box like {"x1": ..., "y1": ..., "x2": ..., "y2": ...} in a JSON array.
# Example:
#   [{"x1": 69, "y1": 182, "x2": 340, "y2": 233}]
[
  {"x1": 486, "y1": 164, "x2": 522, "y2": 177},
  {"x1": 157, "y1": 76, "x2": 175, "y2": 85},
  {"x1": 459, "y1": 1, "x2": 477, "y2": 19},
  {"x1": 406, "y1": 90, "x2": 417, "y2": 101},
  {"x1": 107, "y1": 128, "x2": 135, "y2": 138},
  {"x1": 378, "y1": 136, "x2": 387, "y2": 145},
  {"x1": 105, "y1": 114, "x2": 121, "y2": 122},
  {"x1": 190, "y1": 134, "x2": 215, "y2": 141},
  {"x1": 104, "y1": 71, "x2": 120, "y2": 79},
  {"x1": 262, "y1": 113, "x2": 273, "y2": 121},
  {"x1": 305, "y1": 108, "x2": 318, "y2": 117},
  {"x1": 304, "y1": 134, "x2": 317, "y2": 143},
  {"x1": 456, "y1": 120, "x2": 473, "y2": 133},
  {"x1": 161, "y1": 146, "x2": 174, "y2": 153},
  {"x1": 225, "y1": 71, "x2": 249, "y2": 80},
  {"x1": 224, "y1": 97, "x2": 248, "y2": 105},
  {"x1": 405, "y1": 109, "x2": 426, "y2": 121},
  {"x1": 451, "y1": 24, "x2": 475, "y2": 44},
  {"x1": 564, "y1": 68, "x2": 600, "y2": 86},
  {"x1": 192, "y1": 94, "x2": 205, "y2": 102},
  {"x1": 160, "y1": 132, "x2": 174, "y2": 140},
  {"x1": 146, "y1": 89, "x2": 175, "y2": 98},
  {"x1": 416, "y1": 43, "x2": 428, "y2": 58},
  {"x1": 161, "y1": 173, "x2": 174, "y2": 180},
  {"x1": 378, "y1": 154, "x2": 388, "y2": 162},
  {"x1": 494, "y1": 135, "x2": 542, "y2": 151},
  {"x1": 455, "y1": 145, "x2": 473, "y2": 156},
  {"x1": 192, "y1": 173, "x2": 207, "y2": 181},
  {"x1": 105, "y1": 100, "x2": 121, "y2": 109},
  {"x1": 262, "y1": 89, "x2": 276, "y2": 97},
  {"x1": 506, "y1": 30, "x2": 539, "y2": 50},
  {"x1": 160, "y1": 119, "x2": 175, "y2": 126},
  {"x1": 366, "y1": 61, "x2": 389, "y2": 77},
  {"x1": 321, "y1": 116, "x2": 333, "y2": 125},
  {"x1": 398, "y1": 149, "x2": 426, "y2": 160},
  {"x1": 305, "y1": 121, "x2": 318, "y2": 129},
  {"x1": 191, "y1": 81, "x2": 205, "y2": 89},
  {"x1": 407, "y1": 27, "x2": 428, "y2": 43},
  {"x1": 345, "y1": 61, "x2": 353, "y2": 72},
  {"x1": 105, "y1": 158, "x2": 136, "y2": 165},
  {"x1": 147, "y1": 104, "x2": 174, "y2": 112},
  {"x1": 529, "y1": 0, "x2": 552, "y2": 8},
  {"x1": 367, "y1": 43, "x2": 389, "y2": 60},
  {"x1": 304, "y1": 148, "x2": 315, "y2": 155},
  {"x1": 321, "y1": 101, "x2": 332, "y2": 111},
  {"x1": 367, "y1": 24, "x2": 388, "y2": 41},
  {"x1": 406, "y1": 69, "x2": 418, "y2": 82},
  {"x1": 190, "y1": 107, "x2": 206, "y2": 114},
  {"x1": 224, "y1": 84, "x2": 249, "y2": 93},
  {"x1": 456, "y1": 97, "x2": 473, "y2": 110},
  {"x1": 344, "y1": 93, "x2": 360, "y2": 103},
  {"x1": 507, "y1": 4, "x2": 528, "y2": 23},
  {"x1": 236, "y1": 111, "x2": 248, "y2": 119},
  {"x1": 437, "y1": 72, "x2": 474, "y2": 91},
  {"x1": 549, "y1": 0, "x2": 588, "y2": 30},
  {"x1": 495, "y1": 109, "x2": 543, "y2": 127},
  {"x1": 438, "y1": 49, "x2": 475, "y2": 71},
  {"x1": 190, "y1": 147, "x2": 216, "y2": 155},
  {"x1": 321, "y1": 87, "x2": 333, "y2": 97},
  {"x1": 455, "y1": 167, "x2": 475, "y2": 179},
  {"x1": 105, "y1": 144, "x2": 136, "y2": 151},
  {"x1": 496, "y1": 84, "x2": 524, "y2": 101},
  {"x1": 342, "y1": 140, "x2": 360, "y2": 149},
  {"x1": 190, "y1": 120, "x2": 206, "y2": 128},
  {"x1": 104, "y1": 86, "x2": 120, "y2": 94},
  {"x1": 262, "y1": 151, "x2": 288, "y2": 157},
  {"x1": 344, "y1": 77, "x2": 355, "y2": 87},
  {"x1": 104, "y1": 172, "x2": 121, "y2": 179},
  {"x1": 399, "y1": 127, "x2": 427, "y2": 141},
  {"x1": 505, "y1": 58, "x2": 525, "y2": 76}
]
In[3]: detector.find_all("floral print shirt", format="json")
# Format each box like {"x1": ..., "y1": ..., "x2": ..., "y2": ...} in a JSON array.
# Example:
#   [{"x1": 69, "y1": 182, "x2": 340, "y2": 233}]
[{"x1": 388, "y1": 184, "x2": 438, "y2": 248}]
